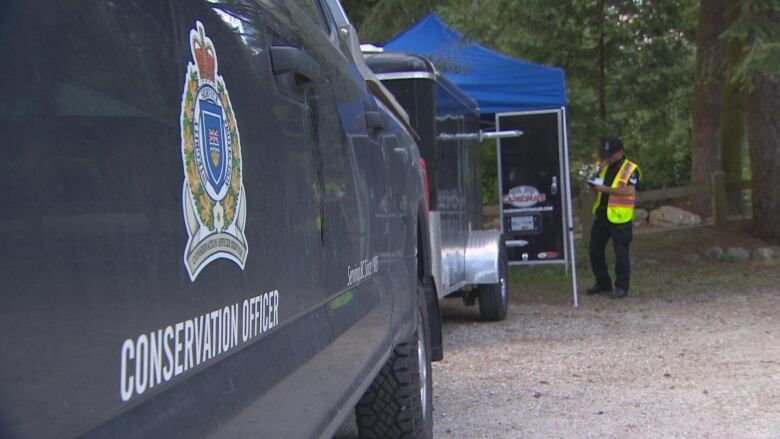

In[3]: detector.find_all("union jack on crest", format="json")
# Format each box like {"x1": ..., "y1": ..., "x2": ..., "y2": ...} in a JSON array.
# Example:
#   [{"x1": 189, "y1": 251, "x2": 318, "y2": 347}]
[{"x1": 208, "y1": 128, "x2": 220, "y2": 145}]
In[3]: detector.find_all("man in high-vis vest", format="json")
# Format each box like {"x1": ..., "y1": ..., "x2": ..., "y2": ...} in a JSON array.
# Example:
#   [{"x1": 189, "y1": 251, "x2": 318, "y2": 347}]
[{"x1": 587, "y1": 138, "x2": 641, "y2": 299}]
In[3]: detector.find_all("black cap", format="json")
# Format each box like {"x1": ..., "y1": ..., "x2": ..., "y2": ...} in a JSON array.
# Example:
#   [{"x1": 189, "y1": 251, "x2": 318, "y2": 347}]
[{"x1": 600, "y1": 138, "x2": 624, "y2": 159}]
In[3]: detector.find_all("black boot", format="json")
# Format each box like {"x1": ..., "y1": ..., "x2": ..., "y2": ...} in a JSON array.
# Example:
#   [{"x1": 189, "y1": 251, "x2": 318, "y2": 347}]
[
  {"x1": 610, "y1": 288, "x2": 628, "y2": 299},
  {"x1": 586, "y1": 284, "x2": 612, "y2": 295}
]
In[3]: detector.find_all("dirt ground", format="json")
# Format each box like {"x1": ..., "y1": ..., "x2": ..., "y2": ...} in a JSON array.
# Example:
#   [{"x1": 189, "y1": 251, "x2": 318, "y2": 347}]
[
  {"x1": 338, "y1": 221, "x2": 780, "y2": 438},
  {"x1": 434, "y1": 288, "x2": 780, "y2": 438}
]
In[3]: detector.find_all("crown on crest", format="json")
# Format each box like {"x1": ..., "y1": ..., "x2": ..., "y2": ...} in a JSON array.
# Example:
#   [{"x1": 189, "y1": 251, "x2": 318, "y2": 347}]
[{"x1": 191, "y1": 22, "x2": 216, "y2": 83}]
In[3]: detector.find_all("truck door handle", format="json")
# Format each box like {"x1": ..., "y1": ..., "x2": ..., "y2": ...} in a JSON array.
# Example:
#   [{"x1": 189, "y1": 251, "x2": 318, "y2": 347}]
[
  {"x1": 394, "y1": 145, "x2": 408, "y2": 161},
  {"x1": 270, "y1": 46, "x2": 321, "y2": 87},
  {"x1": 364, "y1": 111, "x2": 388, "y2": 132}
]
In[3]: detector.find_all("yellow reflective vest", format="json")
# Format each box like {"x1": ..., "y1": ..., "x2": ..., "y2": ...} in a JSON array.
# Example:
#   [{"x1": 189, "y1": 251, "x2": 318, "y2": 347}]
[{"x1": 592, "y1": 159, "x2": 641, "y2": 224}]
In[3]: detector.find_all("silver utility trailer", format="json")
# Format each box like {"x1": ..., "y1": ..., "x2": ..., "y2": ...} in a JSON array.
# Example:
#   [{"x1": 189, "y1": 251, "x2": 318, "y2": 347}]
[{"x1": 365, "y1": 52, "x2": 518, "y2": 321}]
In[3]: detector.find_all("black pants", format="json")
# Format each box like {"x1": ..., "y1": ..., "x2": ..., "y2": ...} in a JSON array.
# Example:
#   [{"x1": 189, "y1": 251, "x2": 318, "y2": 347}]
[{"x1": 589, "y1": 216, "x2": 633, "y2": 291}]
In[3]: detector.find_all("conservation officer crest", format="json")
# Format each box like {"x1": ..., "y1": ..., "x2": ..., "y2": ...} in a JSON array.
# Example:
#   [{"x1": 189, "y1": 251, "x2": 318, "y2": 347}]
[{"x1": 180, "y1": 21, "x2": 247, "y2": 281}]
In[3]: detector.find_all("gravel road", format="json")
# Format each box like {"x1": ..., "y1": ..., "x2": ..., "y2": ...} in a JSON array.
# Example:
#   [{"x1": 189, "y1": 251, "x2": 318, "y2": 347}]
[
  {"x1": 431, "y1": 289, "x2": 780, "y2": 438},
  {"x1": 335, "y1": 285, "x2": 780, "y2": 438}
]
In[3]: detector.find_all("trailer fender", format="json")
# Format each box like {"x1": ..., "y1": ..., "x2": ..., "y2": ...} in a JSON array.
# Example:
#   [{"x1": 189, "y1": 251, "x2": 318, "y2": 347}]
[
  {"x1": 427, "y1": 211, "x2": 444, "y2": 298},
  {"x1": 465, "y1": 230, "x2": 503, "y2": 284}
]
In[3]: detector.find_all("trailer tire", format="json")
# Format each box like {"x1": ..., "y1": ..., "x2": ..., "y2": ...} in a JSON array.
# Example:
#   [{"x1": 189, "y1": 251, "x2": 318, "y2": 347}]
[
  {"x1": 355, "y1": 284, "x2": 433, "y2": 438},
  {"x1": 478, "y1": 241, "x2": 509, "y2": 321}
]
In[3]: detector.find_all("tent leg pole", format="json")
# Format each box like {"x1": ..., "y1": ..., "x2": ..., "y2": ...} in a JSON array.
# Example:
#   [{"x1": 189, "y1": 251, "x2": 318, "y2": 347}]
[
  {"x1": 560, "y1": 107, "x2": 578, "y2": 307},
  {"x1": 570, "y1": 227, "x2": 578, "y2": 307}
]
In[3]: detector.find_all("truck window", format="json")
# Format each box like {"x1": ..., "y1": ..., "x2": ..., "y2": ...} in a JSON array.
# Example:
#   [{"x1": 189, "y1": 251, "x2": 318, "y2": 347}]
[{"x1": 289, "y1": 0, "x2": 330, "y2": 34}]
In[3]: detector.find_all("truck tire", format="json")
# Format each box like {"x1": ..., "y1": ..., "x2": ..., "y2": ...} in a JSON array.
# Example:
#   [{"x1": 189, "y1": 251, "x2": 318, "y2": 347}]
[
  {"x1": 477, "y1": 241, "x2": 509, "y2": 321},
  {"x1": 356, "y1": 287, "x2": 433, "y2": 438}
]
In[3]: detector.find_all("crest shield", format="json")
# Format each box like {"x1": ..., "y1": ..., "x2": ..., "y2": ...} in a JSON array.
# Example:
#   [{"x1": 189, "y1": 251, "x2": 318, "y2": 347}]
[
  {"x1": 199, "y1": 98, "x2": 227, "y2": 192},
  {"x1": 179, "y1": 21, "x2": 247, "y2": 281}
]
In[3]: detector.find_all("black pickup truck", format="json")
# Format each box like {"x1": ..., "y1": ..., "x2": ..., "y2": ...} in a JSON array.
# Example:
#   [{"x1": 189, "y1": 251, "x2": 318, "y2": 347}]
[{"x1": 0, "y1": 1, "x2": 438, "y2": 437}]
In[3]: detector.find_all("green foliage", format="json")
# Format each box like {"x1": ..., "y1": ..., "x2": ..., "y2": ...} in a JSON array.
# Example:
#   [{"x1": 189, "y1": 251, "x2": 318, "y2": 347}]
[
  {"x1": 342, "y1": 0, "x2": 699, "y2": 191},
  {"x1": 438, "y1": 0, "x2": 698, "y2": 186},
  {"x1": 480, "y1": 139, "x2": 499, "y2": 204},
  {"x1": 340, "y1": 0, "x2": 437, "y2": 43},
  {"x1": 722, "y1": 0, "x2": 780, "y2": 86}
]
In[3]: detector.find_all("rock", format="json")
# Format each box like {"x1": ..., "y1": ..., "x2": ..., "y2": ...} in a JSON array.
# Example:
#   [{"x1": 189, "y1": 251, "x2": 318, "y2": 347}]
[
  {"x1": 648, "y1": 210, "x2": 667, "y2": 227},
  {"x1": 684, "y1": 254, "x2": 701, "y2": 263},
  {"x1": 649, "y1": 205, "x2": 702, "y2": 227},
  {"x1": 633, "y1": 219, "x2": 647, "y2": 228},
  {"x1": 704, "y1": 247, "x2": 724, "y2": 260},
  {"x1": 726, "y1": 247, "x2": 750, "y2": 261},
  {"x1": 753, "y1": 248, "x2": 776, "y2": 260}
]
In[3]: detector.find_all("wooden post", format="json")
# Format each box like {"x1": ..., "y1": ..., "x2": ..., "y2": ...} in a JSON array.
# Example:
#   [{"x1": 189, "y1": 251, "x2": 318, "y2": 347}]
[
  {"x1": 580, "y1": 188, "x2": 594, "y2": 243},
  {"x1": 712, "y1": 171, "x2": 728, "y2": 226}
]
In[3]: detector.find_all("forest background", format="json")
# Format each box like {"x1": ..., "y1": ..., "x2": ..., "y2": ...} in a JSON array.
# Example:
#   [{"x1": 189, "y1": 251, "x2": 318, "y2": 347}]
[{"x1": 341, "y1": 0, "x2": 780, "y2": 242}]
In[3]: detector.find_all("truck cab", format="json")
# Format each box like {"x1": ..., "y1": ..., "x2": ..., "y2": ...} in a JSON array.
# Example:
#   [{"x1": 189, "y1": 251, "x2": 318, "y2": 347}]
[{"x1": 0, "y1": 1, "x2": 436, "y2": 437}]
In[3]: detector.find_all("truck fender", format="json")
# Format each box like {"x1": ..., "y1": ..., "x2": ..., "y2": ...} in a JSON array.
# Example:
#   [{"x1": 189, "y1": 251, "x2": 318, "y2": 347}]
[
  {"x1": 417, "y1": 200, "x2": 433, "y2": 281},
  {"x1": 418, "y1": 211, "x2": 442, "y2": 361},
  {"x1": 422, "y1": 276, "x2": 443, "y2": 362}
]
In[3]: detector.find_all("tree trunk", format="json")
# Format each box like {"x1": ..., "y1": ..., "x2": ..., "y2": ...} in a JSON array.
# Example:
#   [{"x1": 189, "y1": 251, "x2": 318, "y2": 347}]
[
  {"x1": 597, "y1": 0, "x2": 607, "y2": 136},
  {"x1": 691, "y1": 0, "x2": 725, "y2": 216},
  {"x1": 720, "y1": 0, "x2": 745, "y2": 215},
  {"x1": 746, "y1": 73, "x2": 780, "y2": 243},
  {"x1": 720, "y1": 80, "x2": 744, "y2": 214}
]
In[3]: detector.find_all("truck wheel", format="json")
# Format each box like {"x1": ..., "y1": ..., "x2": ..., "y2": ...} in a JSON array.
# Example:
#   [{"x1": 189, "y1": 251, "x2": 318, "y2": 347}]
[
  {"x1": 478, "y1": 242, "x2": 509, "y2": 321},
  {"x1": 356, "y1": 287, "x2": 433, "y2": 438}
]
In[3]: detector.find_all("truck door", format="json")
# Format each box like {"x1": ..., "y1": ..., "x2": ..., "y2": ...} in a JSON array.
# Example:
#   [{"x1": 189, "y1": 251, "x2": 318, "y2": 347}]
[
  {"x1": 268, "y1": 1, "x2": 397, "y2": 432},
  {"x1": 284, "y1": 0, "x2": 391, "y2": 305},
  {"x1": 0, "y1": 0, "x2": 331, "y2": 436},
  {"x1": 379, "y1": 116, "x2": 413, "y2": 263}
]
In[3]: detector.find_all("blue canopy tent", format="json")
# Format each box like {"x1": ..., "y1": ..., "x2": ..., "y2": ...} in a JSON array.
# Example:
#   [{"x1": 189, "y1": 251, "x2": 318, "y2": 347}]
[{"x1": 384, "y1": 13, "x2": 567, "y2": 118}]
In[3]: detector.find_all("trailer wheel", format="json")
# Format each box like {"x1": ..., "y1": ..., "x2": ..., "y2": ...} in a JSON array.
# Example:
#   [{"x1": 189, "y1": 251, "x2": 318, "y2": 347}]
[
  {"x1": 355, "y1": 284, "x2": 433, "y2": 438},
  {"x1": 478, "y1": 242, "x2": 509, "y2": 321}
]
